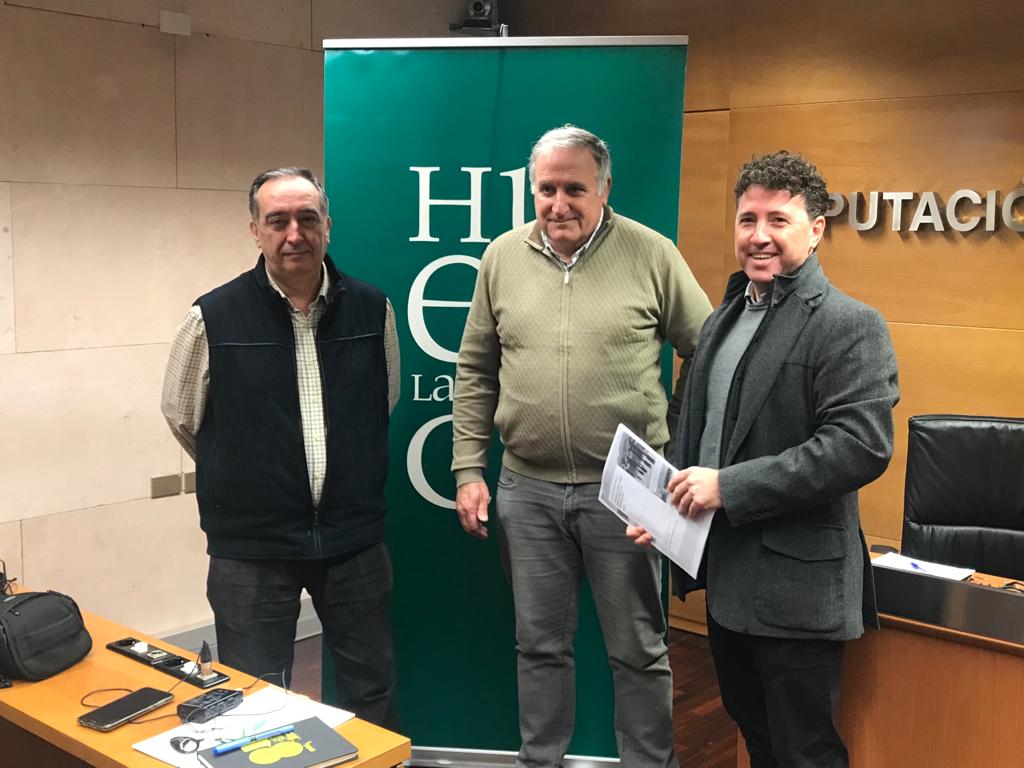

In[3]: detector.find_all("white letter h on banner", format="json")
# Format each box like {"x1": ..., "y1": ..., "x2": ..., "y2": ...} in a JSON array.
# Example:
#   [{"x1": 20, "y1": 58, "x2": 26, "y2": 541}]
[{"x1": 409, "y1": 167, "x2": 491, "y2": 243}]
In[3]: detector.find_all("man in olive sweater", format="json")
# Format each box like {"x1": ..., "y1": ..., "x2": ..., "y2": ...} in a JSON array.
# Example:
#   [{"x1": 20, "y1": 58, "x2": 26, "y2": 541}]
[{"x1": 452, "y1": 126, "x2": 711, "y2": 768}]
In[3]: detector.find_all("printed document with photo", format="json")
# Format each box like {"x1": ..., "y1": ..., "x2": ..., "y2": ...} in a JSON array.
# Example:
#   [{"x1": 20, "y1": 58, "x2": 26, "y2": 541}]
[{"x1": 599, "y1": 423, "x2": 713, "y2": 578}]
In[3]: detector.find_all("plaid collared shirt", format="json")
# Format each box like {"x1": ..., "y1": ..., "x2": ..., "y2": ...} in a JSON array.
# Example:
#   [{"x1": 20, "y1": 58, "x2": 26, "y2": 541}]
[
  {"x1": 161, "y1": 263, "x2": 400, "y2": 505},
  {"x1": 540, "y1": 208, "x2": 605, "y2": 267}
]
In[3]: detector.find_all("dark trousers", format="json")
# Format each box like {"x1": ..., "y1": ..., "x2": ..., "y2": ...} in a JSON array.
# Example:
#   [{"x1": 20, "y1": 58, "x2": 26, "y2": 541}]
[
  {"x1": 206, "y1": 541, "x2": 396, "y2": 728},
  {"x1": 706, "y1": 612, "x2": 848, "y2": 768}
]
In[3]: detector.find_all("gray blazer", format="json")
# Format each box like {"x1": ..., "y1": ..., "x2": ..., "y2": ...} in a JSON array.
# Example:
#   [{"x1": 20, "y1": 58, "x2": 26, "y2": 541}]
[{"x1": 668, "y1": 254, "x2": 899, "y2": 641}]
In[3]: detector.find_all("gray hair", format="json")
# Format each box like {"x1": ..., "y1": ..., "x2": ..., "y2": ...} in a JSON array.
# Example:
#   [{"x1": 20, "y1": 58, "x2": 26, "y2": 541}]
[
  {"x1": 528, "y1": 125, "x2": 612, "y2": 196},
  {"x1": 248, "y1": 167, "x2": 330, "y2": 221}
]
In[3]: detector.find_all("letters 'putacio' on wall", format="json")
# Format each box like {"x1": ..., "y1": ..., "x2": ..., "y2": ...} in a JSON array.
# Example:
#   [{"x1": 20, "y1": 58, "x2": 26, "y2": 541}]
[{"x1": 827, "y1": 188, "x2": 1024, "y2": 232}]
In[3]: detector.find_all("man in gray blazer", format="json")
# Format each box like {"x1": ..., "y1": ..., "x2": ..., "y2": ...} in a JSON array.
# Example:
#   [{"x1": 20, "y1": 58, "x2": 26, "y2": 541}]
[{"x1": 631, "y1": 151, "x2": 899, "y2": 767}]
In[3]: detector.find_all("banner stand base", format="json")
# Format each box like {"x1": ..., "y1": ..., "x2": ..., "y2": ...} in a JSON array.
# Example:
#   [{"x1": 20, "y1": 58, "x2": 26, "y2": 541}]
[{"x1": 409, "y1": 747, "x2": 620, "y2": 768}]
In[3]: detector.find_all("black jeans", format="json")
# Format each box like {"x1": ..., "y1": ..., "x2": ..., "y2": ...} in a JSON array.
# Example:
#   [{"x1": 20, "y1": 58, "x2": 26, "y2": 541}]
[
  {"x1": 707, "y1": 612, "x2": 848, "y2": 768},
  {"x1": 206, "y1": 542, "x2": 396, "y2": 727}
]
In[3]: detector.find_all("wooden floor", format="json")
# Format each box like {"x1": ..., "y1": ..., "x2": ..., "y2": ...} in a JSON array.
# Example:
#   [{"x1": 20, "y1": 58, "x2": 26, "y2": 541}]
[{"x1": 293, "y1": 628, "x2": 736, "y2": 768}]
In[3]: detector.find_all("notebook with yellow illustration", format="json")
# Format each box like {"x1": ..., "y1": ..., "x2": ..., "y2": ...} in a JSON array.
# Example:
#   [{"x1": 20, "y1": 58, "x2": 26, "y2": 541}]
[{"x1": 197, "y1": 716, "x2": 358, "y2": 768}]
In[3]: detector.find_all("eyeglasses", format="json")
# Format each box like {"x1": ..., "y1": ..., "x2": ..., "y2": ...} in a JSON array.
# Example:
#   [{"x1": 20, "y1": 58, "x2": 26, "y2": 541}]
[{"x1": 0, "y1": 560, "x2": 16, "y2": 596}]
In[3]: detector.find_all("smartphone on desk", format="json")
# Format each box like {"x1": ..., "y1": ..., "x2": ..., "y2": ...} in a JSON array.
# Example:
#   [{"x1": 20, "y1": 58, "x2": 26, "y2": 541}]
[{"x1": 78, "y1": 687, "x2": 173, "y2": 732}]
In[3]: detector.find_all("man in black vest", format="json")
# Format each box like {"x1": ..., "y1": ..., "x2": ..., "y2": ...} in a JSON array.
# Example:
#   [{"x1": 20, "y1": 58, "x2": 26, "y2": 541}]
[{"x1": 162, "y1": 167, "x2": 400, "y2": 726}]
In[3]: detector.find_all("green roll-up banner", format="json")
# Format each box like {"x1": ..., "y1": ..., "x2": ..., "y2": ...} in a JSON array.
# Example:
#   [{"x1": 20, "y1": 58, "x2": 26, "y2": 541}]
[{"x1": 322, "y1": 36, "x2": 687, "y2": 763}]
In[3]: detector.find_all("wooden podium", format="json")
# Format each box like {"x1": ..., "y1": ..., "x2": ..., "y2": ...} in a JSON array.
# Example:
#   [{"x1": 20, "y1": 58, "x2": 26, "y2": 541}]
[
  {"x1": 0, "y1": 594, "x2": 411, "y2": 768},
  {"x1": 737, "y1": 565, "x2": 1024, "y2": 767}
]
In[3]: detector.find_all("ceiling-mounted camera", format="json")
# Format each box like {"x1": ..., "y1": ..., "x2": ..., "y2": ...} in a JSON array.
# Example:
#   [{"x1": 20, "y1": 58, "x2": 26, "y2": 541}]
[
  {"x1": 466, "y1": 0, "x2": 493, "y2": 19},
  {"x1": 450, "y1": 0, "x2": 506, "y2": 36}
]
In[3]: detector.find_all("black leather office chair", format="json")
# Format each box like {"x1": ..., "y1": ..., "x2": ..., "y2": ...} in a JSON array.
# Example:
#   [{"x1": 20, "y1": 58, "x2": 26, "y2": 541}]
[{"x1": 901, "y1": 414, "x2": 1024, "y2": 580}]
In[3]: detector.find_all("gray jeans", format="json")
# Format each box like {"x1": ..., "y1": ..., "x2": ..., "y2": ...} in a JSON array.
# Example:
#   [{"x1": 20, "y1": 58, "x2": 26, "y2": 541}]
[{"x1": 496, "y1": 467, "x2": 676, "y2": 768}]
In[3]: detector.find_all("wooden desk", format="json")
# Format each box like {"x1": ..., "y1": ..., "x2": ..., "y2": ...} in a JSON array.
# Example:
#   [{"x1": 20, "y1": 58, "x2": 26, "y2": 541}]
[
  {"x1": 737, "y1": 566, "x2": 1024, "y2": 767},
  {"x1": 0, "y1": 599, "x2": 410, "y2": 768}
]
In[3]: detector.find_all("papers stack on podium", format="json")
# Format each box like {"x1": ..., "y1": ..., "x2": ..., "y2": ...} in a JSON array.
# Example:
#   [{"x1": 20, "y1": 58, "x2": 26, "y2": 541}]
[{"x1": 872, "y1": 552, "x2": 975, "y2": 581}]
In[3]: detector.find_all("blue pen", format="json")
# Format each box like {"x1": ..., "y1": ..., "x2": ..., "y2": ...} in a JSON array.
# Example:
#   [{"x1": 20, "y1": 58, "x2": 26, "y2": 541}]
[
  {"x1": 212, "y1": 724, "x2": 295, "y2": 756},
  {"x1": 909, "y1": 561, "x2": 927, "y2": 574}
]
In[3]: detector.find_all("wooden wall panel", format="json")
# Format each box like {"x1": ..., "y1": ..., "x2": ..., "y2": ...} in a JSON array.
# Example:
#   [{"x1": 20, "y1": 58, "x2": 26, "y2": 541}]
[
  {"x1": 728, "y1": 92, "x2": 1024, "y2": 329},
  {"x1": 668, "y1": 589, "x2": 707, "y2": 635},
  {"x1": 860, "y1": 323, "x2": 1024, "y2": 541},
  {"x1": 672, "y1": 110, "x2": 731, "y2": 633},
  {"x1": 837, "y1": 620, "x2": 1024, "y2": 766},
  {"x1": 731, "y1": 0, "x2": 1024, "y2": 108},
  {"x1": 864, "y1": 533, "x2": 900, "y2": 553},
  {"x1": 678, "y1": 110, "x2": 732, "y2": 304},
  {"x1": 501, "y1": 0, "x2": 733, "y2": 111}
]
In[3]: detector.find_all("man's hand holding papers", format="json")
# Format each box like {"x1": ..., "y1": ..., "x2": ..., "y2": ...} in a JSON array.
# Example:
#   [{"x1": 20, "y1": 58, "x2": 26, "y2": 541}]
[
  {"x1": 667, "y1": 466, "x2": 722, "y2": 518},
  {"x1": 599, "y1": 424, "x2": 714, "y2": 578}
]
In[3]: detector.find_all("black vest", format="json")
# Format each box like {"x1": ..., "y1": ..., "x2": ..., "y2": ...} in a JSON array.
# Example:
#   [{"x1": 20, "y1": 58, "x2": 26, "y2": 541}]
[{"x1": 195, "y1": 255, "x2": 389, "y2": 559}]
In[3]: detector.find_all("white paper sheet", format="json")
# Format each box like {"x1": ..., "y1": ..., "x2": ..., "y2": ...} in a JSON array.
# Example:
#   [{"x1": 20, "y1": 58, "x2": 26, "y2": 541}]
[
  {"x1": 872, "y1": 552, "x2": 975, "y2": 581},
  {"x1": 132, "y1": 686, "x2": 354, "y2": 767},
  {"x1": 599, "y1": 424, "x2": 713, "y2": 578}
]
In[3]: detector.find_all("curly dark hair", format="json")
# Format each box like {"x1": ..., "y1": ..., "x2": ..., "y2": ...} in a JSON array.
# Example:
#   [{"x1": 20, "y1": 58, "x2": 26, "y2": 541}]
[{"x1": 734, "y1": 151, "x2": 830, "y2": 219}]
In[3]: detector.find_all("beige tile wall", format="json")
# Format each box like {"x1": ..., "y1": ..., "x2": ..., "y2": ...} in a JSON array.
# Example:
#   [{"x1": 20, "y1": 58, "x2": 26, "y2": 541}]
[
  {"x1": 175, "y1": 34, "x2": 325, "y2": 190},
  {"x1": 313, "y1": 0, "x2": 467, "y2": 48},
  {"x1": 20, "y1": 494, "x2": 210, "y2": 635},
  {"x1": 10, "y1": 0, "x2": 311, "y2": 48},
  {"x1": 0, "y1": 344, "x2": 181, "y2": 523},
  {"x1": 0, "y1": 521, "x2": 23, "y2": 586},
  {"x1": 187, "y1": 0, "x2": 313, "y2": 48},
  {"x1": 0, "y1": 5, "x2": 176, "y2": 187},
  {"x1": 0, "y1": 183, "x2": 12, "y2": 354},
  {"x1": 12, "y1": 183, "x2": 252, "y2": 351},
  {"x1": 7, "y1": 1, "x2": 180, "y2": 26},
  {"x1": 13, "y1": 0, "x2": 467, "y2": 46},
  {"x1": 0, "y1": 0, "x2": 461, "y2": 637}
]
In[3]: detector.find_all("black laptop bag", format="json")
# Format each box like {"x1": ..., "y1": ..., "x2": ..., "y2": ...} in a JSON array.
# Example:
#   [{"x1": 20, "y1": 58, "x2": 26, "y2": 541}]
[{"x1": 0, "y1": 591, "x2": 92, "y2": 683}]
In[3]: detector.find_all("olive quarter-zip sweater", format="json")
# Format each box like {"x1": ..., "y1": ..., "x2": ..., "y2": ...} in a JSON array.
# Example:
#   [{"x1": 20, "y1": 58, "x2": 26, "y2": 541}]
[{"x1": 452, "y1": 207, "x2": 712, "y2": 486}]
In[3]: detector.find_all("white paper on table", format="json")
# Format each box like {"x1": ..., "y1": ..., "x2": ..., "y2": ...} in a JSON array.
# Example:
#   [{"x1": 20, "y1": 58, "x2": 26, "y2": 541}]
[
  {"x1": 132, "y1": 686, "x2": 354, "y2": 768},
  {"x1": 599, "y1": 424, "x2": 713, "y2": 578},
  {"x1": 871, "y1": 552, "x2": 975, "y2": 581}
]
